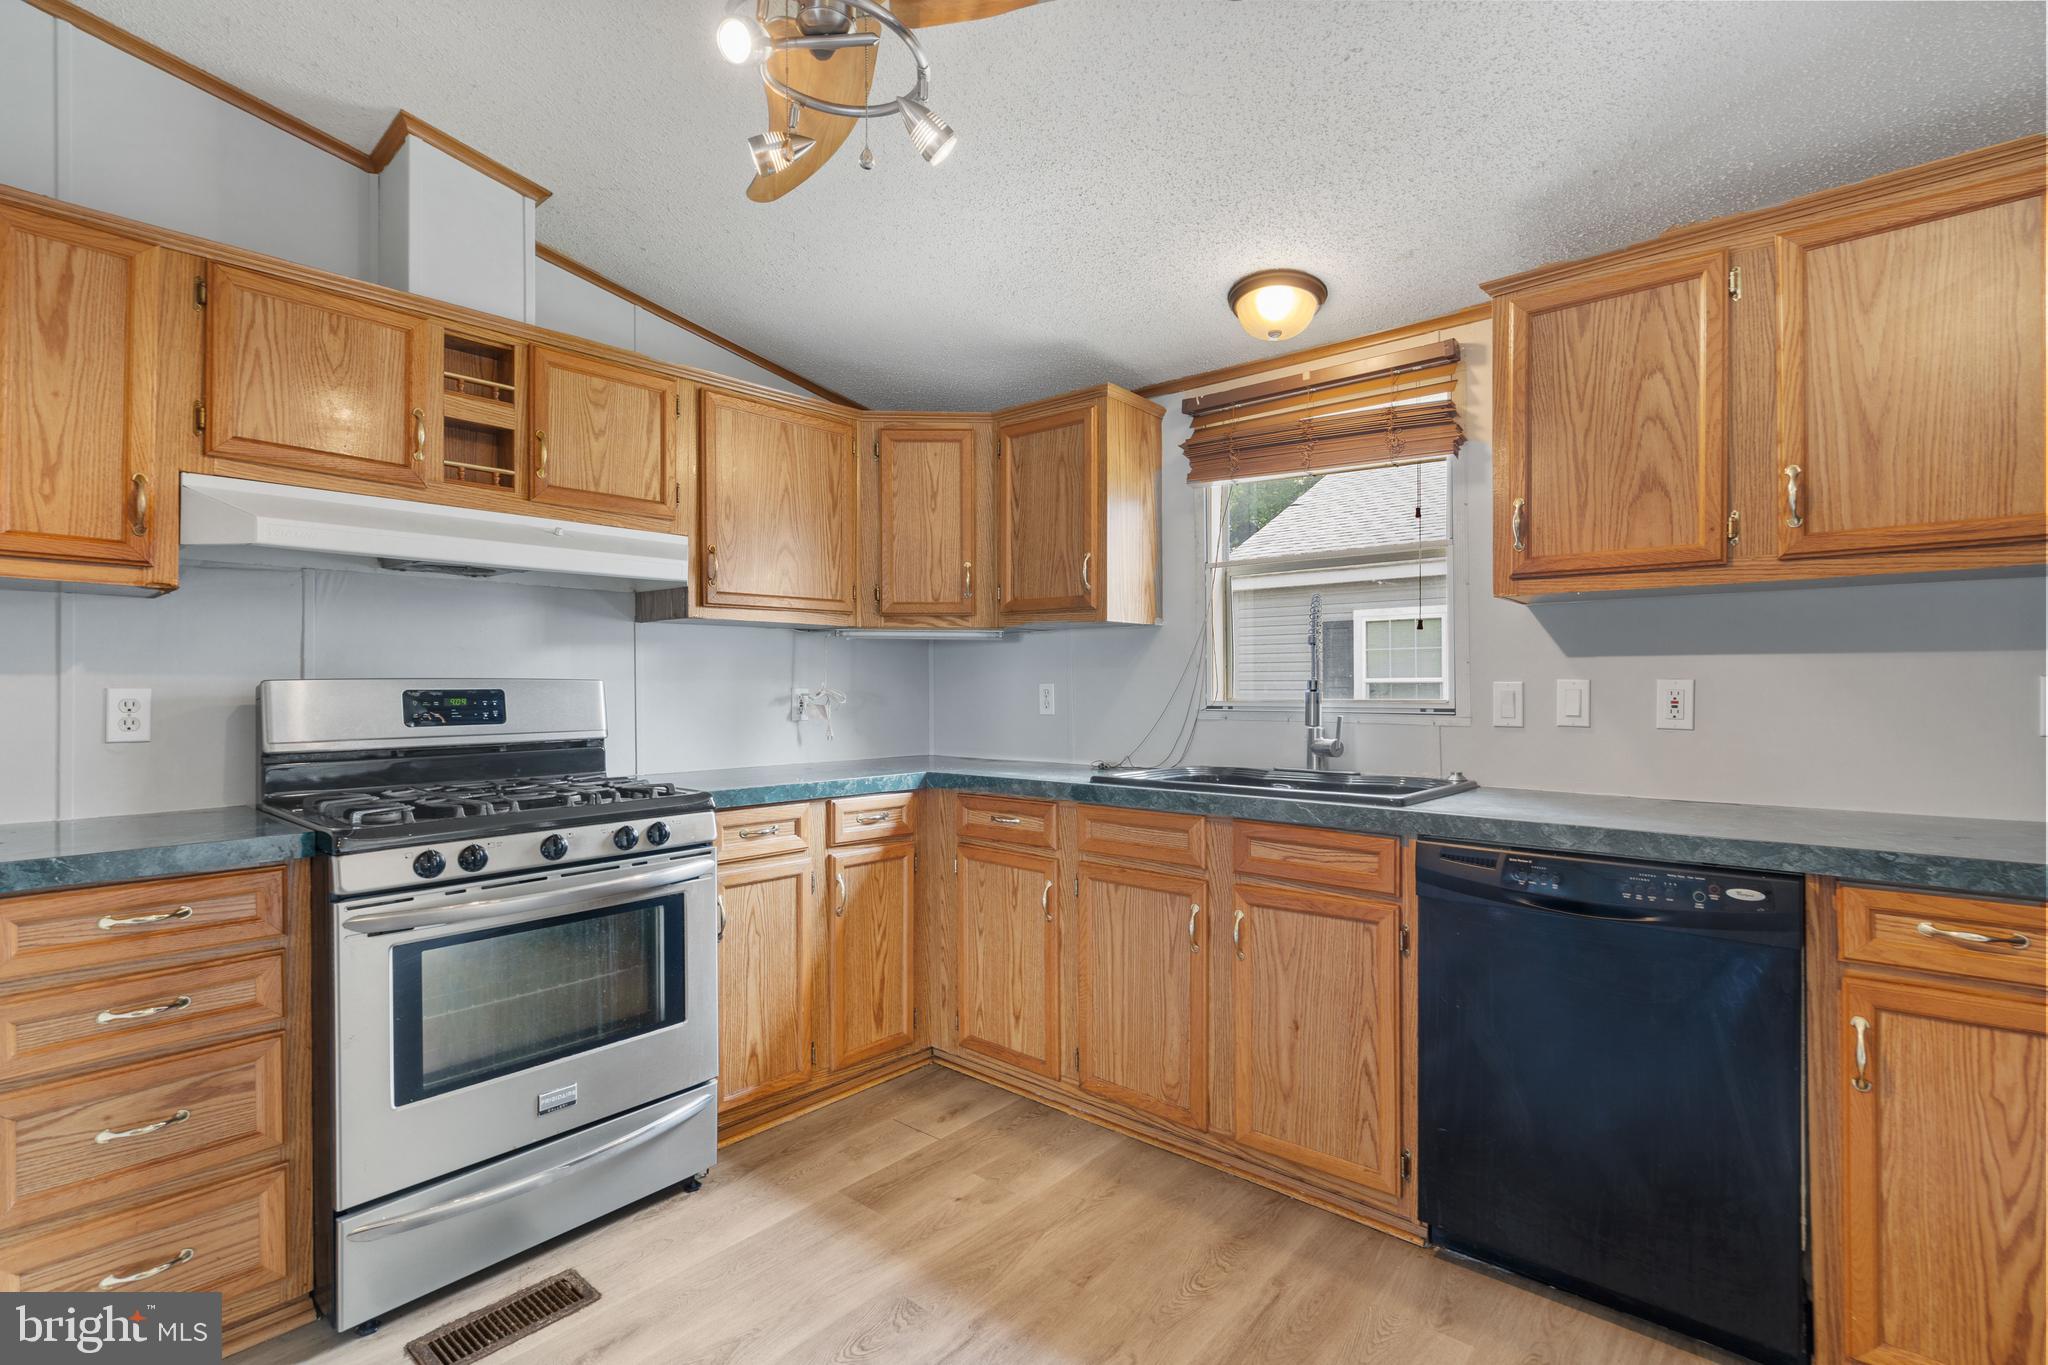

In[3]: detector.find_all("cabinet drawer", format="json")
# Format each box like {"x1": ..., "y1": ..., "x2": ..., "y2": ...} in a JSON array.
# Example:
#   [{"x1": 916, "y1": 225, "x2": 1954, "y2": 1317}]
[
  {"x1": 1231, "y1": 822, "x2": 1400, "y2": 898},
  {"x1": 1075, "y1": 805, "x2": 1206, "y2": 870},
  {"x1": 0, "y1": 1164, "x2": 292, "y2": 1310},
  {"x1": 957, "y1": 796, "x2": 1057, "y2": 849},
  {"x1": 1838, "y1": 883, "x2": 2046, "y2": 992},
  {"x1": 0, "y1": 868, "x2": 286, "y2": 983},
  {"x1": 0, "y1": 953, "x2": 286, "y2": 1086},
  {"x1": 829, "y1": 793, "x2": 916, "y2": 846},
  {"x1": 0, "y1": 1035, "x2": 285, "y2": 1229},
  {"x1": 716, "y1": 804, "x2": 815, "y2": 862}
]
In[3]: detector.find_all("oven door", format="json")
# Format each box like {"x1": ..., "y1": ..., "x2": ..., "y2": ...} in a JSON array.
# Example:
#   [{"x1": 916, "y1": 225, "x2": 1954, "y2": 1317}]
[{"x1": 332, "y1": 852, "x2": 716, "y2": 1211}]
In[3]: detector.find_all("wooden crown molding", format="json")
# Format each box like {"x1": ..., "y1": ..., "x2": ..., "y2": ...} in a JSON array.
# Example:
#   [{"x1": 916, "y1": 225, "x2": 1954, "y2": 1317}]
[
  {"x1": 534, "y1": 243, "x2": 865, "y2": 410},
  {"x1": 368, "y1": 111, "x2": 551, "y2": 204},
  {"x1": 1133, "y1": 303, "x2": 1491, "y2": 400}
]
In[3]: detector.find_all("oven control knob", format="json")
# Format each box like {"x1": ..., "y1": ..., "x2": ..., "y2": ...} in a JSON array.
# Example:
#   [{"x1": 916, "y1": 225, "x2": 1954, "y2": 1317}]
[
  {"x1": 646, "y1": 821, "x2": 672, "y2": 847},
  {"x1": 412, "y1": 849, "x2": 446, "y2": 879},
  {"x1": 612, "y1": 825, "x2": 640, "y2": 851},
  {"x1": 539, "y1": 834, "x2": 568, "y2": 862},
  {"x1": 457, "y1": 843, "x2": 489, "y2": 873}
]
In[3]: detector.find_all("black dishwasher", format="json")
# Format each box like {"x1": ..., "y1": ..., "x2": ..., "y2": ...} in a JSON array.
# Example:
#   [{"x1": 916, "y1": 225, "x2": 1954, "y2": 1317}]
[{"x1": 1416, "y1": 841, "x2": 1806, "y2": 1365}]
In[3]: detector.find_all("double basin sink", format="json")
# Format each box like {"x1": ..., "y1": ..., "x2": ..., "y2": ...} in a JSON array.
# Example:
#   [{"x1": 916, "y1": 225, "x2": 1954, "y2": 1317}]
[{"x1": 1090, "y1": 766, "x2": 1476, "y2": 807}]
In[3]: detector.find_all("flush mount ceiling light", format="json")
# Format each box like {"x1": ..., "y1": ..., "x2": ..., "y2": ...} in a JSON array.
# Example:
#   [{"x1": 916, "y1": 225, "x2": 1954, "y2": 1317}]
[{"x1": 1228, "y1": 270, "x2": 1328, "y2": 342}]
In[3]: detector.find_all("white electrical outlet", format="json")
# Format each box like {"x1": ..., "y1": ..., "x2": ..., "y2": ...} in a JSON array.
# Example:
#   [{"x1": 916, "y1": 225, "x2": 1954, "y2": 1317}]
[
  {"x1": 1038, "y1": 683, "x2": 1056, "y2": 716},
  {"x1": 1556, "y1": 679, "x2": 1590, "y2": 727},
  {"x1": 105, "y1": 687, "x2": 151, "y2": 743},
  {"x1": 1492, "y1": 681, "x2": 1524, "y2": 728},
  {"x1": 1655, "y1": 679, "x2": 1695, "y2": 731}
]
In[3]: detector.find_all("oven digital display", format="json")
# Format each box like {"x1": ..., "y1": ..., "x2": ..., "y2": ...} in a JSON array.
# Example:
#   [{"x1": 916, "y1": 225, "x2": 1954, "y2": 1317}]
[{"x1": 403, "y1": 688, "x2": 506, "y2": 727}]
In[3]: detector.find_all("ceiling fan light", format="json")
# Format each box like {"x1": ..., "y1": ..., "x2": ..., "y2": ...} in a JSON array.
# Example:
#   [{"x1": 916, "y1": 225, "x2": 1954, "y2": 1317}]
[
  {"x1": 897, "y1": 96, "x2": 957, "y2": 165},
  {"x1": 1227, "y1": 269, "x2": 1327, "y2": 342},
  {"x1": 746, "y1": 129, "x2": 817, "y2": 176},
  {"x1": 716, "y1": 12, "x2": 772, "y2": 64}
]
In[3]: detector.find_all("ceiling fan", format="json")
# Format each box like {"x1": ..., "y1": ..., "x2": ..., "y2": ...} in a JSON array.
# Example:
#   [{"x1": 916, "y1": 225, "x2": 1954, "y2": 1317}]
[{"x1": 715, "y1": 0, "x2": 1043, "y2": 201}]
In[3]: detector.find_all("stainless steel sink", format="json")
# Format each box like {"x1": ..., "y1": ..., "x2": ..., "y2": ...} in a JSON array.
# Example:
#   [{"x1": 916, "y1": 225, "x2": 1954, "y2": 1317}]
[{"x1": 1090, "y1": 766, "x2": 1477, "y2": 806}]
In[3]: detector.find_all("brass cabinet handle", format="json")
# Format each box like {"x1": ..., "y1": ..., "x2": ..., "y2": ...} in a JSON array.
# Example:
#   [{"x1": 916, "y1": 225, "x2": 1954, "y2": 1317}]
[
  {"x1": 412, "y1": 408, "x2": 427, "y2": 464},
  {"x1": 1726, "y1": 509, "x2": 1741, "y2": 544},
  {"x1": 99, "y1": 1247, "x2": 193, "y2": 1289},
  {"x1": 98, "y1": 905, "x2": 193, "y2": 930},
  {"x1": 706, "y1": 545, "x2": 719, "y2": 585},
  {"x1": 130, "y1": 473, "x2": 150, "y2": 536},
  {"x1": 716, "y1": 895, "x2": 726, "y2": 942},
  {"x1": 1188, "y1": 902, "x2": 1201, "y2": 952},
  {"x1": 96, "y1": 1107, "x2": 190, "y2": 1144},
  {"x1": 1081, "y1": 552, "x2": 1093, "y2": 593},
  {"x1": 834, "y1": 870, "x2": 848, "y2": 916},
  {"x1": 97, "y1": 994, "x2": 192, "y2": 1025},
  {"x1": 1916, "y1": 920, "x2": 2031, "y2": 950},
  {"x1": 535, "y1": 430, "x2": 549, "y2": 485},
  {"x1": 735, "y1": 824, "x2": 781, "y2": 840},
  {"x1": 1232, "y1": 907, "x2": 1246, "y2": 959},
  {"x1": 963, "y1": 561, "x2": 973, "y2": 601},
  {"x1": 1040, "y1": 879, "x2": 1053, "y2": 922},
  {"x1": 1849, "y1": 1014, "x2": 1872, "y2": 1092},
  {"x1": 854, "y1": 812, "x2": 893, "y2": 826},
  {"x1": 1511, "y1": 498, "x2": 1527, "y2": 553},
  {"x1": 1784, "y1": 465, "x2": 1804, "y2": 528},
  {"x1": 991, "y1": 814, "x2": 1024, "y2": 827}
]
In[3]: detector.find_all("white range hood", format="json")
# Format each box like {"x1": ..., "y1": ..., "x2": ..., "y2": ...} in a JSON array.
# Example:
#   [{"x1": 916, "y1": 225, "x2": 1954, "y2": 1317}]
[{"x1": 179, "y1": 474, "x2": 690, "y2": 593}]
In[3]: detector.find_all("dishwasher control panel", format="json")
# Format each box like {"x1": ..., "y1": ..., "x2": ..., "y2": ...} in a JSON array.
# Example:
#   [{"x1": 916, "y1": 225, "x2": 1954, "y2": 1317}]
[{"x1": 1426, "y1": 845, "x2": 1801, "y2": 920}]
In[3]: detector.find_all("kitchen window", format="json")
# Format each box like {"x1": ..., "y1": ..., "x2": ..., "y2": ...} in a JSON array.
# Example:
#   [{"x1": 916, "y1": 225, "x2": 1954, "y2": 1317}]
[{"x1": 1207, "y1": 457, "x2": 1454, "y2": 712}]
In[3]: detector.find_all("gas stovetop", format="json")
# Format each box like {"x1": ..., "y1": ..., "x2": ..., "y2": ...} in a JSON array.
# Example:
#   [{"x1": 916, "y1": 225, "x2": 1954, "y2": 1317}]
[{"x1": 273, "y1": 774, "x2": 699, "y2": 831}]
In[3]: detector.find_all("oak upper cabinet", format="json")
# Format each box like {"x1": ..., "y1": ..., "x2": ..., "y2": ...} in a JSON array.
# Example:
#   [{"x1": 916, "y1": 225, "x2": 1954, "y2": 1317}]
[
  {"x1": 1835, "y1": 971, "x2": 2045, "y2": 1365},
  {"x1": 955, "y1": 843, "x2": 1061, "y2": 1077},
  {"x1": 0, "y1": 206, "x2": 192, "y2": 590},
  {"x1": 529, "y1": 345, "x2": 676, "y2": 522},
  {"x1": 873, "y1": 424, "x2": 981, "y2": 623},
  {"x1": 1776, "y1": 180, "x2": 2045, "y2": 559},
  {"x1": 1075, "y1": 861, "x2": 1207, "y2": 1128},
  {"x1": 826, "y1": 842, "x2": 916, "y2": 1069},
  {"x1": 698, "y1": 389, "x2": 858, "y2": 621},
  {"x1": 204, "y1": 264, "x2": 434, "y2": 488},
  {"x1": 995, "y1": 385, "x2": 1163, "y2": 625},
  {"x1": 1496, "y1": 251, "x2": 1730, "y2": 579},
  {"x1": 715, "y1": 851, "x2": 817, "y2": 1111},
  {"x1": 1229, "y1": 881, "x2": 1404, "y2": 1196}
]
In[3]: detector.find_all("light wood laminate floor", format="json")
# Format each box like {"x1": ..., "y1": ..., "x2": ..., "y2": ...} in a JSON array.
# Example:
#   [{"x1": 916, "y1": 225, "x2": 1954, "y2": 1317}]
[{"x1": 244, "y1": 1065, "x2": 1735, "y2": 1365}]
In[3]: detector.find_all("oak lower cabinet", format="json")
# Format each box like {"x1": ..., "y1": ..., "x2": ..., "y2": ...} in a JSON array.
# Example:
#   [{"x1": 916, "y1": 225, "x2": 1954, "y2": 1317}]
[
  {"x1": 955, "y1": 843, "x2": 1061, "y2": 1077},
  {"x1": 696, "y1": 389, "x2": 859, "y2": 623},
  {"x1": 826, "y1": 842, "x2": 916, "y2": 1069},
  {"x1": 1074, "y1": 861, "x2": 1207, "y2": 1127},
  {"x1": 0, "y1": 204, "x2": 194, "y2": 591},
  {"x1": 713, "y1": 850, "x2": 819, "y2": 1111}
]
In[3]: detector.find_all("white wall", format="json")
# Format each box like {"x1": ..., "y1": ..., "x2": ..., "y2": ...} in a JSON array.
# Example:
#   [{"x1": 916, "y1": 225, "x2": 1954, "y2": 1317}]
[
  {"x1": 930, "y1": 318, "x2": 2048, "y2": 822},
  {"x1": 532, "y1": 260, "x2": 810, "y2": 399}
]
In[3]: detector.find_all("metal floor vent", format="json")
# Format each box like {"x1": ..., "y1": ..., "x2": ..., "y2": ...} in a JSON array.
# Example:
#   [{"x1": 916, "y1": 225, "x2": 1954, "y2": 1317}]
[{"x1": 405, "y1": 1270, "x2": 601, "y2": 1365}]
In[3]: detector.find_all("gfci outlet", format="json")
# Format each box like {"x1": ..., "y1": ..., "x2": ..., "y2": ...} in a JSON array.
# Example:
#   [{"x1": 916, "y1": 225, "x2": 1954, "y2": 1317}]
[
  {"x1": 105, "y1": 687, "x2": 151, "y2": 743},
  {"x1": 1655, "y1": 679, "x2": 1695, "y2": 731},
  {"x1": 1038, "y1": 683, "x2": 1056, "y2": 716}
]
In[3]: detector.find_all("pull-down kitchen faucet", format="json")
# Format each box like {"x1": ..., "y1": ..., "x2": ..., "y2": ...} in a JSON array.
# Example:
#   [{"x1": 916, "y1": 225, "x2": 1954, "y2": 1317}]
[{"x1": 1305, "y1": 593, "x2": 1345, "y2": 770}]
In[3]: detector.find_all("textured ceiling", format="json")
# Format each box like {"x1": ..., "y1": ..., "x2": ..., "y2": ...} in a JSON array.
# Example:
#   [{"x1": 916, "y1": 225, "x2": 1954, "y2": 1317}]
[{"x1": 70, "y1": 1, "x2": 2046, "y2": 409}]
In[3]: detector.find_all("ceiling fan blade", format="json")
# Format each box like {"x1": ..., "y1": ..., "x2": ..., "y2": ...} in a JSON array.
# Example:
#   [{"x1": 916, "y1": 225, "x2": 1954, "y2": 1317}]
[
  {"x1": 745, "y1": 13, "x2": 880, "y2": 203},
  {"x1": 886, "y1": 0, "x2": 1043, "y2": 27}
]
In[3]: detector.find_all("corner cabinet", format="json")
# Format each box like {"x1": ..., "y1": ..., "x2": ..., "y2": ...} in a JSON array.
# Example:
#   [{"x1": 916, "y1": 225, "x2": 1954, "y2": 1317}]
[
  {"x1": 955, "y1": 842, "x2": 1061, "y2": 1077},
  {"x1": 695, "y1": 389, "x2": 859, "y2": 624},
  {"x1": 868, "y1": 422, "x2": 987, "y2": 626}
]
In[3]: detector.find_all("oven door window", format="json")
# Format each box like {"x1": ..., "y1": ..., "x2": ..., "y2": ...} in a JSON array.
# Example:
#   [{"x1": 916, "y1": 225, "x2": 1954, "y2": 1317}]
[{"x1": 390, "y1": 895, "x2": 685, "y2": 1106}]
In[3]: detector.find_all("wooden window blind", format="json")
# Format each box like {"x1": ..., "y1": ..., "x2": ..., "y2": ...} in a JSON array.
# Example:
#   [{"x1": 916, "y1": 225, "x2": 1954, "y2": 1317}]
[{"x1": 1182, "y1": 339, "x2": 1464, "y2": 483}]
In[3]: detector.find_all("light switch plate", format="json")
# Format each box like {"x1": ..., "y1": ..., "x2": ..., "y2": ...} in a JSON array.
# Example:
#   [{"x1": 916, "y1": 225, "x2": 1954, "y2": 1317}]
[
  {"x1": 1556, "y1": 679, "x2": 1590, "y2": 727},
  {"x1": 1655, "y1": 679, "x2": 1695, "y2": 731},
  {"x1": 105, "y1": 687, "x2": 151, "y2": 743},
  {"x1": 1492, "y1": 681, "x2": 1524, "y2": 728}
]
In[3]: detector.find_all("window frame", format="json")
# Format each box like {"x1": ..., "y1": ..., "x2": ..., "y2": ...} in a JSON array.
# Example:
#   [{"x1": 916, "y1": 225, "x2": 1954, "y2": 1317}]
[{"x1": 1351, "y1": 604, "x2": 1450, "y2": 702}]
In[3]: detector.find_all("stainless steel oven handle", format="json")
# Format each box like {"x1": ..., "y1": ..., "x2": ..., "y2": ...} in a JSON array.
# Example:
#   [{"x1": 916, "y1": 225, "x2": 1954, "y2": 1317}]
[
  {"x1": 345, "y1": 1091, "x2": 712, "y2": 1243},
  {"x1": 342, "y1": 857, "x2": 714, "y2": 936}
]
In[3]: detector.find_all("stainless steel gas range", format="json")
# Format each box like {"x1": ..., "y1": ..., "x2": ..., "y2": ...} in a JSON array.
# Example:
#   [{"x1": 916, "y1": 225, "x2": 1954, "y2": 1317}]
[{"x1": 256, "y1": 678, "x2": 718, "y2": 1332}]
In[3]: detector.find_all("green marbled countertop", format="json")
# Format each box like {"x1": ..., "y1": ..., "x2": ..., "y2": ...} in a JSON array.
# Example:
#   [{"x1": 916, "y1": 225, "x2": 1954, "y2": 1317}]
[{"x1": 0, "y1": 806, "x2": 315, "y2": 895}]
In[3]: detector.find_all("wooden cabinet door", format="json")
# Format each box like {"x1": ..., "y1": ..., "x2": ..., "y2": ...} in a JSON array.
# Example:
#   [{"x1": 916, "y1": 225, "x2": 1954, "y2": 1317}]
[
  {"x1": 878, "y1": 425, "x2": 976, "y2": 618},
  {"x1": 1075, "y1": 862, "x2": 1207, "y2": 1127},
  {"x1": 1777, "y1": 183, "x2": 2046, "y2": 558},
  {"x1": 956, "y1": 843, "x2": 1060, "y2": 1077},
  {"x1": 0, "y1": 208, "x2": 170, "y2": 576},
  {"x1": 1499, "y1": 252, "x2": 1729, "y2": 577},
  {"x1": 1838, "y1": 973, "x2": 2046, "y2": 1365},
  {"x1": 699, "y1": 389, "x2": 857, "y2": 616},
  {"x1": 826, "y1": 842, "x2": 916, "y2": 1069},
  {"x1": 999, "y1": 403, "x2": 1100, "y2": 616},
  {"x1": 1230, "y1": 882, "x2": 1403, "y2": 1195},
  {"x1": 529, "y1": 345, "x2": 675, "y2": 520},
  {"x1": 205, "y1": 264, "x2": 432, "y2": 487},
  {"x1": 715, "y1": 852, "x2": 817, "y2": 1110}
]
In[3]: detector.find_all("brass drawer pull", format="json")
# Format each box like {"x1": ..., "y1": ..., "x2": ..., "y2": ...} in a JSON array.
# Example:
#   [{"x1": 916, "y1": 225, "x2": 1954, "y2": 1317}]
[
  {"x1": 1081, "y1": 552, "x2": 1093, "y2": 593},
  {"x1": 834, "y1": 870, "x2": 849, "y2": 916},
  {"x1": 98, "y1": 905, "x2": 194, "y2": 930},
  {"x1": 96, "y1": 1108, "x2": 191, "y2": 1144},
  {"x1": 716, "y1": 895, "x2": 726, "y2": 942},
  {"x1": 1040, "y1": 879, "x2": 1053, "y2": 922},
  {"x1": 1916, "y1": 920, "x2": 2031, "y2": 950},
  {"x1": 412, "y1": 408, "x2": 427, "y2": 464},
  {"x1": 535, "y1": 430, "x2": 550, "y2": 484},
  {"x1": 1849, "y1": 1015, "x2": 1872, "y2": 1092},
  {"x1": 706, "y1": 545, "x2": 719, "y2": 584},
  {"x1": 99, "y1": 1246, "x2": 193, "y2": 1289},
  {"x1": 854, "y1": 812, "x2": 894, "y2": 825},
  {"x1": 97, "y1": 994, "x2": 193, "y2": 1025},
  {"x1": 990, "y1": 815, "x2": 1025, "y2": 827},
  {"x1": 1232, "y1": 907, "x2": 1246, "y2": 959},
  {"x1": 1783, "y1": 465, "x2": 1804, "y2": 528},
  {"x1": 131, "y1": 473, "x2": 150, "y2": 536},
  {"x1": 1187, "y1": 902, "x2": 1200, "y2": 952},
  {"x1": 1511, "y1": 498, "x2": 1527, "y2": 553},
  {"x1": 735, "y1": 824, "x2": 782, "y2": 840},
  {"x1": 963, "y1": 561, "x2": 972, "y2": 600}
]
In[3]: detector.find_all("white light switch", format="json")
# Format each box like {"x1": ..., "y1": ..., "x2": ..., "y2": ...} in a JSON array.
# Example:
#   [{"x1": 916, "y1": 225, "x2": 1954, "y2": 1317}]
[
  {"x1": 1492, "y1": 681, "x2": 1524, "y2": 728},
  {"x1": 1038, "y1": 683, "x2": 1056, "y2": 716},
  {"x1": 1655, "y1": 679, "x2": 1695, "y2": 731},
  {"x1": 1556, "y1": 679, "x2": 1590, "y2": 727}
]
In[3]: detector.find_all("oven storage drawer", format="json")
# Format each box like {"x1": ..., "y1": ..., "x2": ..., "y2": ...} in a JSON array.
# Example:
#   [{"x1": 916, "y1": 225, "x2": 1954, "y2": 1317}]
[
  {"x1": 0, "y1": 868, "x2": 287, "y2": 983},
  {"x1": 0, "y1": 953, "x2": 286, "y2": 1084},
  {"x1": 329, "y1": 1084, "x2": 716, "y2": 1331}
]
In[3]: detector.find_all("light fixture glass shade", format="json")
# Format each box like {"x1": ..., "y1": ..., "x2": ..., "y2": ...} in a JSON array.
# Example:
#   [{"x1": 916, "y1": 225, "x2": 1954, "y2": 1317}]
[
  {"x1": 897, "y1": 97, "x2": 957, "y2": 165},
  {"x1": 1227, "y1": 270, "x2": 1327, "y2": 342},
  {"x1": 747, "y1": 129, "x2": 818, "y2": 176},
  {"x1": 716, "y1": 12, "x2": 772, "y2": 64}
]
